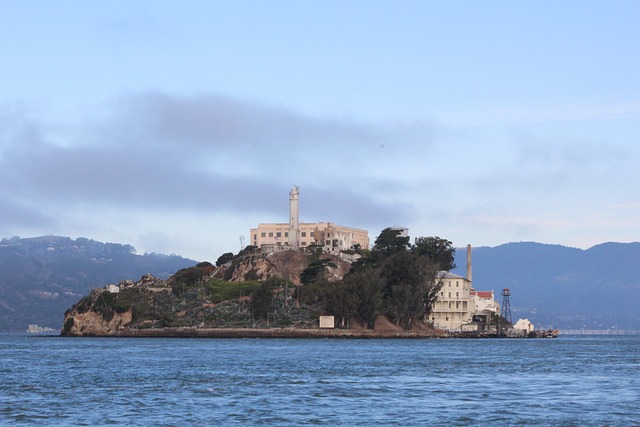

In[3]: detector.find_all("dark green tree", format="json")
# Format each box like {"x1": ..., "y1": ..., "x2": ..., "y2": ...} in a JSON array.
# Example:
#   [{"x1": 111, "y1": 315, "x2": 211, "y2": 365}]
[
  {"x1": 250, "y1": 280, "x2": 274, "y2": 321},
  {"x1": 343, "y1": 268, "x2": 383, "y2": 329},
  {"x1": 379, "y1": 251, "x2": 441, "y2": 328},
  {"x1": 372, "y1": 227, "x2": 411, "y2": 259},
  {"x1": 216, "y1": 252, "x2": 234, "y2": 267},
  {"x1": 300, "y1": 258, "x2": 337, "y2": 285},
  {"x1": 412, "y1": 236, "x2": 456, "y2": 271},
  {"x1": 322, "y1": 281, "x2": 358, "y2": 328}
]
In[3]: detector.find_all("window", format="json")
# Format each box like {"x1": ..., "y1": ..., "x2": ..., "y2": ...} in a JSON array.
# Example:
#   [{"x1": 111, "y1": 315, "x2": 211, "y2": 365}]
[
  {"x1": 302, "y1": 232, "x2": 306, "y2": 237},
  {"x1": 456, "y1": 292, "x2": 459, "y2": 297},
  {"x1": 285, "y1": 232, "x2": 288, "y2": 237},
  {"x1": 456, "y1": 281, "x2": 459, "y2": 287},
  {"x1": 268, "y1": 232, "x2": 273, "y2": 237},
  {"x1": 301, "y1": 242, "x2": 306, "y2": 246},
  {"x1": 253, "y1": 234, "x2": 257, "y2": 239},
  {"x1": 310, "y1": 231, "x2": 314, "y2": 237},
  {"x1": 276, "y1": 232, "x2": 281, "y2": 238},
  {"x1": 448, "y1": 292, "x2": 451, "y2": 298},
  {"x1": 261, "y1": 232, "x2": 266, "y2": 238}
]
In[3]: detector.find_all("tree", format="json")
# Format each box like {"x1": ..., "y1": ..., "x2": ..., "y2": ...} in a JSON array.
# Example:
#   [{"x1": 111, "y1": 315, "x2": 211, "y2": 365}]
[
  {"x1": 379, "y1": 251, "x2": 441, "y2": 328},
  {"x1": 322, "y1": 281, "x2": 358, "y2": 328},
  {"x1": 250, "y1": 280, "x2": 274, "y2": 321},
  {"x1": 412, "y1": 236, "x2": 456, "y2": 271},
  {"x1": 299, "y1": 258, "x2": 337, "y2": 285},
  {"x1": 216, "y1": 252, "x2": 234, "y2": 267},
  {"x1": 343, "y1": 268, "x2": 383, "y2": 329},
  {"x1": 372, "y1": 228, "x2": 411, "y2": 259}
]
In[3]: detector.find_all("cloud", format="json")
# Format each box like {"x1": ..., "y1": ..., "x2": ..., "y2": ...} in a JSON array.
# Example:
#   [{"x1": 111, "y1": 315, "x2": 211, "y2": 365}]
[{"x1": 0, "y1": 93, "x2": 435, "y2": 237}]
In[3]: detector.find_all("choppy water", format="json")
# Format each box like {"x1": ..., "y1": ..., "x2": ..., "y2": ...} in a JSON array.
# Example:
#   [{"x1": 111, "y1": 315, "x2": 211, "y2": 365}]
[{"x1": 1, "y1": 334, "x2": 639, "y2": 426}]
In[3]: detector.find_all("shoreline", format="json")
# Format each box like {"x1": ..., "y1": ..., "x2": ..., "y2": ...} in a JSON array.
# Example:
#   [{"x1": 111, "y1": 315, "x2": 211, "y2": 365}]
[{"x1": 62, "y1": 326, "x2": 451, "y2": 339}]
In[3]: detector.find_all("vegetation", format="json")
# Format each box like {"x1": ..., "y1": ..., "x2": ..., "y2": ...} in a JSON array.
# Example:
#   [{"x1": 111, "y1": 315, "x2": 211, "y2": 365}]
[
  {"x1": 298, "y1": 228, "x2": 455, "y2": 329},
  {"x1": 0, "y1": 235, "x2": 196, "y2": 332},
  {"x1": 63, "y1": 229, "x2": 456, "y2": 333}
]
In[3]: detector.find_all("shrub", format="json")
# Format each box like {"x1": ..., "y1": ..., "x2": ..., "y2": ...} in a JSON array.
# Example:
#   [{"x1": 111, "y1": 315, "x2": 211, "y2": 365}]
[{"x1": 63, "y1": 317, "x2": 74, "y2": 334}]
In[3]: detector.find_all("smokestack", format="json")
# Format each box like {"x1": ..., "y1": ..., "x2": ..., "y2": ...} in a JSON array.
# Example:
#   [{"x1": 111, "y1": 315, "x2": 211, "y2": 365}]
[{"x1": 466, "y1": 244, "x2": 472, "y2": 282}]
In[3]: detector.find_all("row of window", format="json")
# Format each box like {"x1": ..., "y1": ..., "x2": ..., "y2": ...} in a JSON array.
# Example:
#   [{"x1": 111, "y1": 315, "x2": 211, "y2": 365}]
[
  {"x1": 258, "y1": 231, "x2": 316, "y2": 238},
  {"x1": 440, "y1": 291, "x2": 461, "y2": 298}
]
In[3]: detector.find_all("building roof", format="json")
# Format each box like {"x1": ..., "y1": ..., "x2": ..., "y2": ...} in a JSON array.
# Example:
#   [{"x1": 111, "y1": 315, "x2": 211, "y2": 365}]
[
  {"x1": 470, "y1": 290, "x2": 494, "y2": 299},
  {"x1": 437, "y1": 271, "x2": 465, "y2": 279}
]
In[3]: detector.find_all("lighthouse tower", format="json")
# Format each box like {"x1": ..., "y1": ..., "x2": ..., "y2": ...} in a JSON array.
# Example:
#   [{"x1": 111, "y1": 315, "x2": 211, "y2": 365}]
[{"x1": 289, "y1": 185, "x2": 300, "y2": 248}]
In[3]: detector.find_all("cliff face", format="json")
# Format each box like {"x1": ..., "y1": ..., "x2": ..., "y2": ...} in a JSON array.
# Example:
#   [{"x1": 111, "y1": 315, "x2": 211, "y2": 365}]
[
  {"x1": 64, "y1": 306, "x2": 132, "y2": 336},
  {"x1": 212, "y1": 250, "x2": 352, "y2": 285}
]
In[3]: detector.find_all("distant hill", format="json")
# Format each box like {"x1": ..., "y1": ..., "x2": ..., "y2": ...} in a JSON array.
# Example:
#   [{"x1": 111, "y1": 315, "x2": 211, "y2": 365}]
[
  {"x1": 0, "y1": 236, "x2": 197, "y2": 332},
  {"x1": 452, "y1": 242, "x2": 640, "y2": 330}
]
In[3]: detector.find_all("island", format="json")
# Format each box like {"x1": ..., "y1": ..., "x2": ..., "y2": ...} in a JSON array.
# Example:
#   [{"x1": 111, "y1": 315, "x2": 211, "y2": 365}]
[{"x1": 62, "y1": 228, "x2": 555, "y2": 338}]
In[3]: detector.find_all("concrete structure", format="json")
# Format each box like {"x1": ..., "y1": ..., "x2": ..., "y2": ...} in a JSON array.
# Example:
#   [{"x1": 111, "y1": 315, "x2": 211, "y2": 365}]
[
  {"x1": 105, "y1": 284, "x2": 120, "y2": 294},
  {"x1": 319, "y1": 316, "x2": 335, "y2": 329},
  {"x1": 250, "y1": 187, "x2": 369, "y2": 254},
  {"x1": 470, "y1": 290, "x2": 499, "y2": 315},
  {"x1": 289, "y1": 185, "x2": 299, "y2": 248},
  {"x1": 514, "y1": 318, "x2": 535, "y2": 335},
  {"x1": 428, "y1": 244, "x2": 499, "y2": 331}
]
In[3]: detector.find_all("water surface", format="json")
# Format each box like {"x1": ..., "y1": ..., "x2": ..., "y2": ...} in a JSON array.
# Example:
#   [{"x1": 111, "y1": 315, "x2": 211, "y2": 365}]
[{"x1": 1, "y1": 335, "x2": 638, "y2": 426}]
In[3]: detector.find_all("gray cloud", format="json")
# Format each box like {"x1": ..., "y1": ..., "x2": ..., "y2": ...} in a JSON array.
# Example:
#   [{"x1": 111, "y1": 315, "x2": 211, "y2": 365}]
[
  {"x1": 1, "y1": 93, "x2": 433, "y2": 234},
  {"x1": 0, "y1": 197, "x2": 54, "y2": 229}
]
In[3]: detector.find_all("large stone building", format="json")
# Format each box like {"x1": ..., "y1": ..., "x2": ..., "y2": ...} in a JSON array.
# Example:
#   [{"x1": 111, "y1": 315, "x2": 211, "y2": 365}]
[
  {"x1": 250, "y1": 186, "x2": 370, "y2": 254},
  {"x1": 430, "y1": 270, "x2": 473, "y2": 330},
  {"x1": 428, "y1": 245, "x2": 499, "y2": 331}
]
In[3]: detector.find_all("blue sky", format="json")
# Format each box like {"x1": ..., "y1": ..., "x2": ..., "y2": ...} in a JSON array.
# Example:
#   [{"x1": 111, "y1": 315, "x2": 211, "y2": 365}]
[{"x1": 1, "y1": 1, "x2": 639, "y2": 261}]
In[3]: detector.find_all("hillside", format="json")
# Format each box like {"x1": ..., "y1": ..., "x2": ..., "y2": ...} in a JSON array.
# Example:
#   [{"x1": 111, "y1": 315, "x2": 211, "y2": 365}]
[
  {"x1": 0, "y1": 236, "x2": 197, "y2": 331},
  {"x1": 62, "y1": 250, "x2": 358, "y2": 336},
  {"x1": 452, "y1": 242, "x2": 640, "y2": 330}
]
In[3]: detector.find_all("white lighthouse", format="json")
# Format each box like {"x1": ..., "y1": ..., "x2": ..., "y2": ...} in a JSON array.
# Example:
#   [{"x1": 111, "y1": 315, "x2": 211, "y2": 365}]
[{"x1": 289, "y1": 185, "x2": 300, "y2": 248}]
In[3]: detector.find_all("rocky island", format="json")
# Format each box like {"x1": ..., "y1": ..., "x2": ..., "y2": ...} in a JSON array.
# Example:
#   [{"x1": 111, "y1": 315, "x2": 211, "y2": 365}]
[{"x1": 62, "y1": 230, "x2": 461, "y2": 338}]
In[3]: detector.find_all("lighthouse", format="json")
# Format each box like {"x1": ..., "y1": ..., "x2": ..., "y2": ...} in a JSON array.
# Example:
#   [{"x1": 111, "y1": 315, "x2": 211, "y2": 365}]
[{"x1": 289, "y1": 185, "x2": 300, "y2": 248}]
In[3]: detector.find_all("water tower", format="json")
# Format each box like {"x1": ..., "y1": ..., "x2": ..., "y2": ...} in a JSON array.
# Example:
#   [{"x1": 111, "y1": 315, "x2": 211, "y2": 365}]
[{"x1": 501, "y1": 288, "x2": 512, "y2": 325}]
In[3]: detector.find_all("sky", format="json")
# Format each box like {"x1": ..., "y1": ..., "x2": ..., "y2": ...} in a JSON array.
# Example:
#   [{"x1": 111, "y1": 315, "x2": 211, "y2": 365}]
[{"x1": 1, "y1": 1, "x2": 640, "y2": 261}]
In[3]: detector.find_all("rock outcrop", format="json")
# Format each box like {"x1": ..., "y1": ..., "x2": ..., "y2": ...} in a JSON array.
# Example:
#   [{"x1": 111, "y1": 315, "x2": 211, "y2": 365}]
[{"x1": 212, "y1": 249, "x2": 352, "y2": 285}]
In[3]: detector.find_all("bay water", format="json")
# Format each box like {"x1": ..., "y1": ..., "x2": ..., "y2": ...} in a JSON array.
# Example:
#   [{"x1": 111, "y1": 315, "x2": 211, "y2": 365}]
[{"x1": 1, "y1": 334, "x2": 639, "y2": 426}]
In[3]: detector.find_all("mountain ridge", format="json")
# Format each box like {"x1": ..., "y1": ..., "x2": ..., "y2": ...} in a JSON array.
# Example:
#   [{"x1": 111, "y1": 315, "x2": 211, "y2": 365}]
[
  {"x1": 0, "y1": 235, "x2": 197, "y2": 331},
  {"x1": 452, "y1": 241, "x2": 640, "y2": 330}
]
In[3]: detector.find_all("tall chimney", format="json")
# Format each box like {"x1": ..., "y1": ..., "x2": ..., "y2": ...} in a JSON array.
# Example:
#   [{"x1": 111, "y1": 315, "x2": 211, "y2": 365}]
[{"x1": 466, "y1": 244, "x2": 472, "y2": 282}]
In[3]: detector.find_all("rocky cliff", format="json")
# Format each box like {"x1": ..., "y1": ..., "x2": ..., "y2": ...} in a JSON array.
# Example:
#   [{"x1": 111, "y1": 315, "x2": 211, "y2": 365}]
[{"x1": 212, "y1": 249, "x2": 352, "y2": 285}]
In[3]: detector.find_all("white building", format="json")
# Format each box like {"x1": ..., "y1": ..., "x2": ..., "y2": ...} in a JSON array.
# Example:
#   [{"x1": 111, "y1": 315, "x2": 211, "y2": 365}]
[
  {"x1": 513, "y1": 318, "x2": 534, "y2": 334},
  {"x1": 250, "y1": 186, "x2": 369, "y2": 254},
  {"x1": 430, "y1": 271, "x2": 472, "y2": 330},
  {"x1": 428, "y1": 245, "x2": 499, "y2": 331}
]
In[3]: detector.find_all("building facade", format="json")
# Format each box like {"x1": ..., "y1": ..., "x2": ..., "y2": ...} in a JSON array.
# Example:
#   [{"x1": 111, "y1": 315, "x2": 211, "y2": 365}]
[
  {"x1": 249, "y1": 186, "x2": 370, "y2": 254},
  {"x1": 430, "y1": 271, "x2": 473, "y2": 330},
  {"x1": 428, "y1": 244, "x2": 499, "y2": 331},
  {"x1": 250, "y1": 221, "x2": 369, "y2": 254}
]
